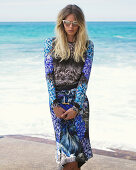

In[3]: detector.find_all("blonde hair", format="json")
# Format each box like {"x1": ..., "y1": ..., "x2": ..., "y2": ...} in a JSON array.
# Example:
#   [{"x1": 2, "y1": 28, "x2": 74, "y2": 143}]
[{"x1": 52, "y1": 4, "x2": 89, "y2": 63}]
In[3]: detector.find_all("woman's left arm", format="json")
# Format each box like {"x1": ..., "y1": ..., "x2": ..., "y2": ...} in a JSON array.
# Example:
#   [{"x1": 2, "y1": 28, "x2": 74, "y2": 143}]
[{"x1": 72, "y1": 40, "x2": 94, "y2": 113}]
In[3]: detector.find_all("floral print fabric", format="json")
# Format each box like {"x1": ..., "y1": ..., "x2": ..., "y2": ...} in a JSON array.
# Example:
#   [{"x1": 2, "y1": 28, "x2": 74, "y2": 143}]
[{"x1": 43, "y1": 37, "x2": 94, "y2": 169}]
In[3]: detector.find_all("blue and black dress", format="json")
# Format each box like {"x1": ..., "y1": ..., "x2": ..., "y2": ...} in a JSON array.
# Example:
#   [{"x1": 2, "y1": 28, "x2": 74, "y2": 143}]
[{"x1": 44, "y1": 37, "x2": 94, "y2": 169}]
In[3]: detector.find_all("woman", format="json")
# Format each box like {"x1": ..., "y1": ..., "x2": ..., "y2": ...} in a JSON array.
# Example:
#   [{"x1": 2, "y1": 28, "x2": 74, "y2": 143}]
[{"x1": 44, "y1": 4, "x2": 94, "y2": 170}]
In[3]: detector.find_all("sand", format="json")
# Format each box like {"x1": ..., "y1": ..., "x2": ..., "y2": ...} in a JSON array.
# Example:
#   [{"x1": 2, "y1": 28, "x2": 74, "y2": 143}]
[{"x1": 0, "y1": 135, "x2": 135, "y2": 170}]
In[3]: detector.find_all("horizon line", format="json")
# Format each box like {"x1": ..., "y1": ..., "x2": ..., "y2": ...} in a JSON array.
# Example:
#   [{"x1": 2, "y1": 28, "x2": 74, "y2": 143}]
[{"x1": 0, "y1": 21, "x2": 136, "y2": 22}]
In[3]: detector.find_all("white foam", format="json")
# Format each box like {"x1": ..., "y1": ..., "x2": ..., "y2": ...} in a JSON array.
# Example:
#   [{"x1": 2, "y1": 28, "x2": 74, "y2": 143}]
[{"x1": 0, "y1": 65, "x2": 136, "y2": 152}]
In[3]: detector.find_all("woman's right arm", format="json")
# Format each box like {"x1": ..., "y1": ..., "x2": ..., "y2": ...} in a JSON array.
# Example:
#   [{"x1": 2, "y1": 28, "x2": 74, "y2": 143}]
[
  {"x1": 44, "y1": 38, "x2": 66, "y2": 117},
  {"x1": 44, "y1": 37, "x2": 60, "y2": 109}
]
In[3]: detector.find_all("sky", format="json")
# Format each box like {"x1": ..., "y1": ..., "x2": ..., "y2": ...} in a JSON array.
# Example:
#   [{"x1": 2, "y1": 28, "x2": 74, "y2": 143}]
[{"x1": 0, "y1": 0, "x2": 135, "y2": 22}]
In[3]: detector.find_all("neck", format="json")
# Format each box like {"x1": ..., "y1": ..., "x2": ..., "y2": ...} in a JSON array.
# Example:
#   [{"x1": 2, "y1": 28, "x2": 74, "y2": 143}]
[{"x1": 67, "y1": 35, "x2": 75, "y2": 42}]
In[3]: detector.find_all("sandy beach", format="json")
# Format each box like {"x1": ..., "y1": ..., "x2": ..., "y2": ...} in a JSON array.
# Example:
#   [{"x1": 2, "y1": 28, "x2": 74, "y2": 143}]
[{"x1": 0, "y1": 135, "x2": 135, "y2": 170}]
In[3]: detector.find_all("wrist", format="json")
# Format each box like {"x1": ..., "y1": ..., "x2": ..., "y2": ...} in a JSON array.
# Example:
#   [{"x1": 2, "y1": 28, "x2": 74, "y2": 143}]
[
  {"x1": 71, "y1": 105, "x2": 79, "y2": 115},
  {"x1": 51, "y1": 99, "x2": 60, "y2": 109}
]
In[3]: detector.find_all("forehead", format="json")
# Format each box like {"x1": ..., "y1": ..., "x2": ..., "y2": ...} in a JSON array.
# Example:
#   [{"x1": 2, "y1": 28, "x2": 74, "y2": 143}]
[{"x1": 65, "y1": 14, "x2": 77, "y2": 21}]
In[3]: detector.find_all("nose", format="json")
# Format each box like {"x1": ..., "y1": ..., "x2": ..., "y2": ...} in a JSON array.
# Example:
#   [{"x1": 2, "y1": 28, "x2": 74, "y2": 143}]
[{"x1": 69, "y1": 23, "x2": 73, "y2": 28}]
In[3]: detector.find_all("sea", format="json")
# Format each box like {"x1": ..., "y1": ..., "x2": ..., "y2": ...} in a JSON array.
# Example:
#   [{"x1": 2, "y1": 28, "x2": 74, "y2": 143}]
[{"x1": 0, "y1": 22, "x2": 136, "y2": 152}]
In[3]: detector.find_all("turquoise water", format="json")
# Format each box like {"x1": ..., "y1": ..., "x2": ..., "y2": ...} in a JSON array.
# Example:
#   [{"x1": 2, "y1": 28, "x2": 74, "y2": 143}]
[
  {"x1": 0, "y1": 22, "x2": 136, "y2": 66},
  {"x1": 0, "y1": 22, "x2": 136, "y2": 152}
]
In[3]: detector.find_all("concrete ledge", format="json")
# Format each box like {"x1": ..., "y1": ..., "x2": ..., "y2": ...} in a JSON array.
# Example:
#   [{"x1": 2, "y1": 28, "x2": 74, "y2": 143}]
[{"x1": 0, "y1": 136, "x2": 135, "y2": 170}]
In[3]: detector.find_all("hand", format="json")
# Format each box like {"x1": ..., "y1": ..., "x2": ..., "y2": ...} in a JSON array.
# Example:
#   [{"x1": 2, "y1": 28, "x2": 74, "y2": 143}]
[
  {"x1": 61, "y1": 108, "x2": 77, "y2": 120},
  {"x1": 53, "y1": 106, "x2": 66, "y2": 118}
]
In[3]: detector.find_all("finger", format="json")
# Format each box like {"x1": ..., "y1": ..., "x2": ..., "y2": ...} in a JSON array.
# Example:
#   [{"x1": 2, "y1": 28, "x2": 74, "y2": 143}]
[
  {"x1": 57, "y1": 107, "x2": 66, "y2": 112},
  {"x1": 64, "y1": 112, "x2": 75, "y2": 120},
  {"x1": 61, "y1": 108, "x2": 66, "y2": 112},
  {"x1": 56, "y1": 107, "x2": 65, "y2": 112},
  {"x1": 64, "y1": 117, "x2": 69, "y2": 120},
  {"x1": 61, "y1": 112, "x2": 68, "y2": 118},
  {"x1": 64, "y1": 115, "x2": 71, "y2": 120},
  {"x1": 61, "y1": 113, "x2": 67, "y2": 119},
  {"x1": 57, "y1": 109, "x2": 65, "y2": 114},
  {"x1": 54, "y1": 109, "x2": 64, "y2": 115}
]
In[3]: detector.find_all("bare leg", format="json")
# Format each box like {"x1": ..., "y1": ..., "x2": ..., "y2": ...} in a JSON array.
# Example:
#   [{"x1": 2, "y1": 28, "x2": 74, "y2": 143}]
[{"x1": 63, "y1": 161, "x2": 80, "y2": 170}]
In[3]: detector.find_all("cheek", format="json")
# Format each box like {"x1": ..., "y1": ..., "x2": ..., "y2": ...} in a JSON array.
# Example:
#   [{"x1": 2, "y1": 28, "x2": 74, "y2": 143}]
[
  {"x1": 74, "y1": 27, "x2": 79, "y2": 33},
  {"x1": 64, "y1": 26, "x2": 68, "y2": 32}
]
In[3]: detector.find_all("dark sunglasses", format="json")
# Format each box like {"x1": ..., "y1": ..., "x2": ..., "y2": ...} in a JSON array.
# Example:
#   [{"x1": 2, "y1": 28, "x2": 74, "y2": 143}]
[{"x1": 62, "y1": 20, "x2": 79, "y2": 27}]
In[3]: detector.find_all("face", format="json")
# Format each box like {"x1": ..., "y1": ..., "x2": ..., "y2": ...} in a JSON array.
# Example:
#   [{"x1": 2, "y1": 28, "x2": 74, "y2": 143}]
[{"x1": 63, "y1": 14, "x2": 79, "y2": 38}]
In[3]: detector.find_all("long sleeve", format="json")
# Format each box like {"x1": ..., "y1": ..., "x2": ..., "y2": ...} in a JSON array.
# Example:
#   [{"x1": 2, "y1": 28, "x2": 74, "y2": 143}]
[
  {"x1": 72, "y1": 40, "x2": 94, "y2": 112},
  {"x1": 44, "y1": 37, "x2": 60, "y2": 109}
]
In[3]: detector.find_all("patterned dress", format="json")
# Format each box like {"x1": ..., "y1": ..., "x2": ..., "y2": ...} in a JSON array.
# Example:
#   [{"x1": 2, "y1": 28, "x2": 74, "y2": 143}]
[{"x1": 44, "y1": 37, "x2": 94, "y2": 169}]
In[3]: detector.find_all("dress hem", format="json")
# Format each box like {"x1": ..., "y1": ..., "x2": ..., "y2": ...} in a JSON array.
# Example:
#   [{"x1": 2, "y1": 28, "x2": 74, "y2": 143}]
[{"x1": 56, "y1": 154, "x2": 93, "y2": 170}]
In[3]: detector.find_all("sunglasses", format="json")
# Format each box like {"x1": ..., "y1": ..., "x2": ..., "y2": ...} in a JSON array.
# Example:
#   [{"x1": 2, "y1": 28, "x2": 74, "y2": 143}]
[{"x1": 62, "y1": 20, "x2": 79, "y2": 27}]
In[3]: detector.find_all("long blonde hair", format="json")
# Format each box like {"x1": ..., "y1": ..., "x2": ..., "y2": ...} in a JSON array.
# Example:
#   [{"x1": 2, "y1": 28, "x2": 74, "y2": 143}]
[{"x1": 52, "y1": 4, "x2": 89, "y2": 63}]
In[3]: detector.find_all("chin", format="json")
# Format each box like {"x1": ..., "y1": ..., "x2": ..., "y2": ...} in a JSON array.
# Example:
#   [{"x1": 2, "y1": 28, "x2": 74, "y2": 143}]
[{"x1": 67, "y1": 33, "x2": 76, "y2": 36}]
